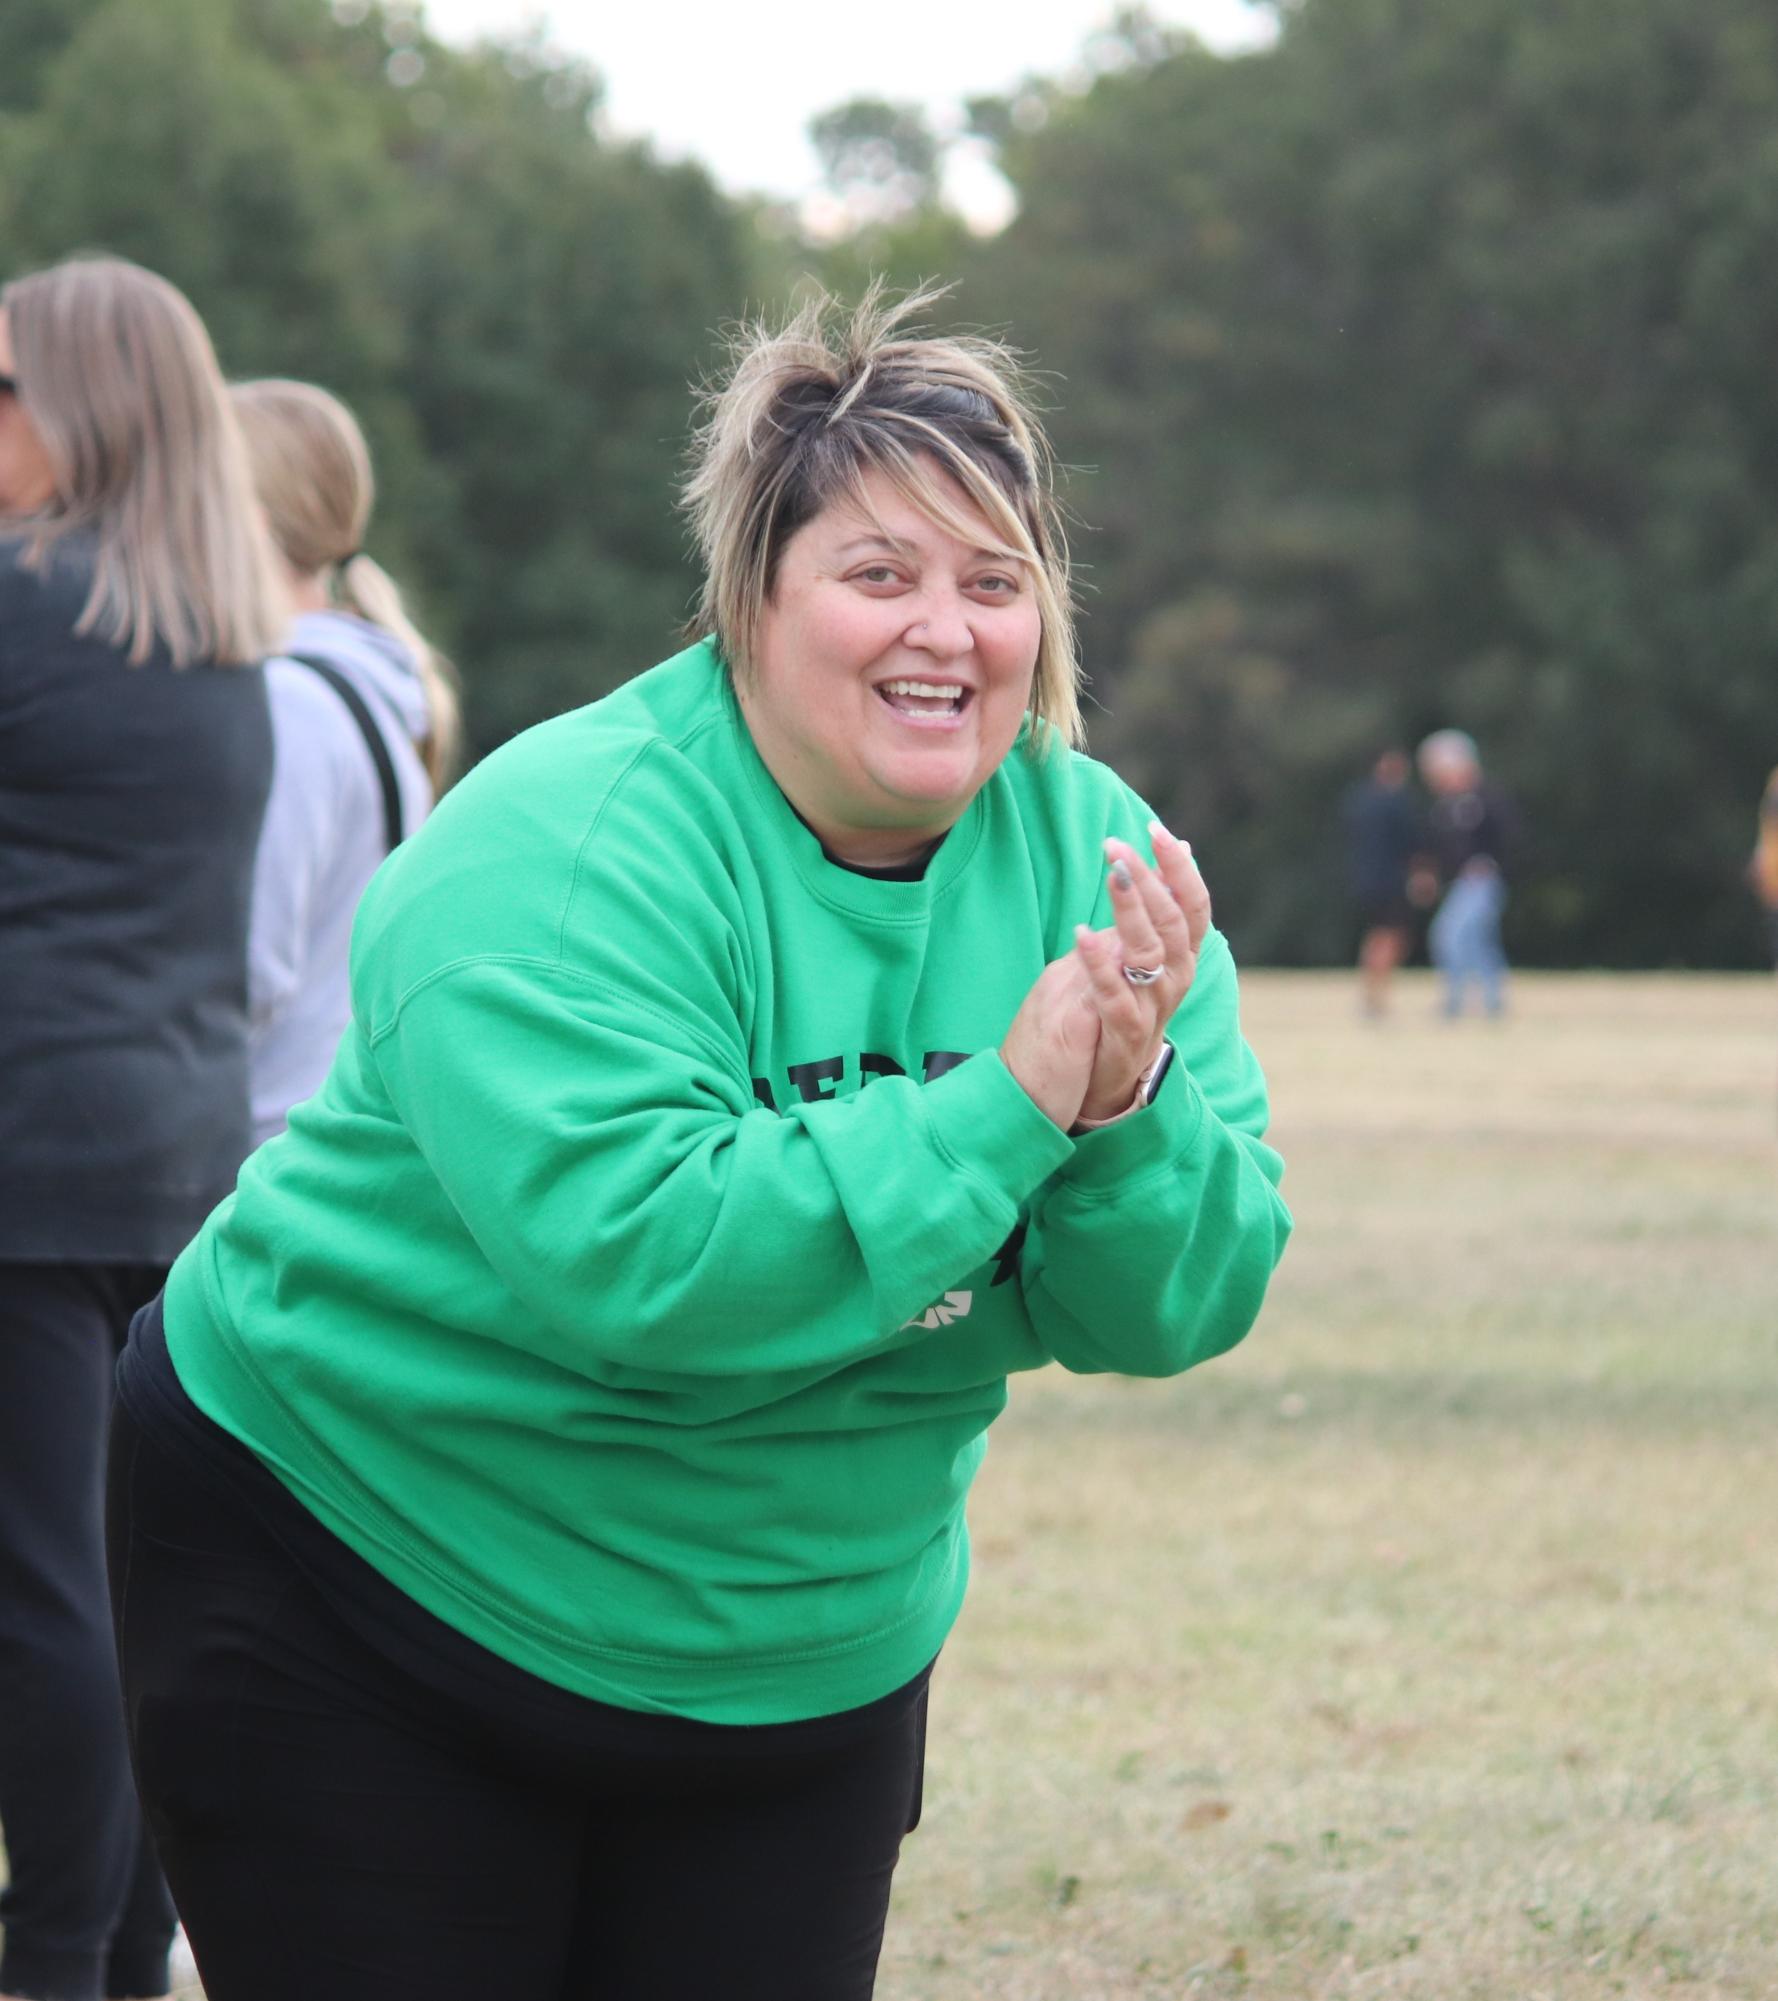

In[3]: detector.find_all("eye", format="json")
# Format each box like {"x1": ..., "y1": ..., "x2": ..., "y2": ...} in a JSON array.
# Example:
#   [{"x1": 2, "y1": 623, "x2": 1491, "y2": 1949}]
[
  {"x1": 970, "y1": 571, "x2": 1023, "y2": 598},
  {"x1": 849, "y1": 563, "x2": 907, "y2": 588}
]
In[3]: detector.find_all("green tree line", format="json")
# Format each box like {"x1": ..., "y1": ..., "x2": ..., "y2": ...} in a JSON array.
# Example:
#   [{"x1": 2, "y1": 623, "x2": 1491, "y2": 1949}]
[{"x1": 4, "y1": 0, "x2": 1774, "y2": 965}]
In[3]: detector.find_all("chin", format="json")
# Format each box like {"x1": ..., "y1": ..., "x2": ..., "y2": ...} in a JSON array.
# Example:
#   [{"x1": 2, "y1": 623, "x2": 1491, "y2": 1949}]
[{"x1": 874, "y1": 743, "x2": 985, "y2": 798}]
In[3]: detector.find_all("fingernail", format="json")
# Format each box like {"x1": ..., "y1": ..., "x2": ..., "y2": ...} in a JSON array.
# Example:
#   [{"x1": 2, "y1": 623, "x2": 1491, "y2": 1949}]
[
  {"x1": 1148, "y1": 817, "x2": 1174, "y2": 844},
  {"x1": 1110, "y1": 860, "x2": 1133, "y2": 891}
]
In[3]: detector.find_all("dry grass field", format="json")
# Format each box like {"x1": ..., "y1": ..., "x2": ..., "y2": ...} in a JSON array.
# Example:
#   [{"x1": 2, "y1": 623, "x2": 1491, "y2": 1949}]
[
  {"x1": 19, "y1": 973, "x2": 1768, "y2": 1999},
  {"x1": 879, "y1": 971, "x2": 1778, "y2": 2001}
]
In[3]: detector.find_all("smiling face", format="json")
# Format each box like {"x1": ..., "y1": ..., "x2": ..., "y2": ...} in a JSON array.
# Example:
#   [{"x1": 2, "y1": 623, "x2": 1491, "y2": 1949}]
[
  {"x1": 0, "y1": 307, "x2": 58, "y2": 516},
  {"x1": 739, "y1": 463, "x2": 1042, "y2": 867}
]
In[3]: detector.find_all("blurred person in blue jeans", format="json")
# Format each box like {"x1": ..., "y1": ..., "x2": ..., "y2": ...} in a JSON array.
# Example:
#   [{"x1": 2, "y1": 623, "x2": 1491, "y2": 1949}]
[{"x1": 1418, "y1": 730, "x2": 1518, "y2": 1018}]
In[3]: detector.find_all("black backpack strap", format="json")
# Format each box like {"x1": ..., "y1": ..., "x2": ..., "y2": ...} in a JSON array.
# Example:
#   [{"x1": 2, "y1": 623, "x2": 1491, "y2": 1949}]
[{"x1": 282, "y1": 652, "x2": 405, "y2": 853}]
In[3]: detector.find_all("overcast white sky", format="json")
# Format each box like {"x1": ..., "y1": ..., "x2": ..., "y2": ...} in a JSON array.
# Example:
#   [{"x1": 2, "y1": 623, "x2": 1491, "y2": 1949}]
[{"x1": 417, "y1": 0, "x2": 1275, "y2": 226}]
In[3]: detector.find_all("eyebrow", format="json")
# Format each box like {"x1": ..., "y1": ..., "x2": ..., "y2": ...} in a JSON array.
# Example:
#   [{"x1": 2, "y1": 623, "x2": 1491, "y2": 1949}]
[{"x1": 834, "y1": 533, "x2": 1016, "y2": 562}]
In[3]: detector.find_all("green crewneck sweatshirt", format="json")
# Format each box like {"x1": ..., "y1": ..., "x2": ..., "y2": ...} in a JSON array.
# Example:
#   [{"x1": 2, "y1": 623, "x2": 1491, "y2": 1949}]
[{"x1": 166, "y1": 641, "x2": 1290, "y2": 1723}]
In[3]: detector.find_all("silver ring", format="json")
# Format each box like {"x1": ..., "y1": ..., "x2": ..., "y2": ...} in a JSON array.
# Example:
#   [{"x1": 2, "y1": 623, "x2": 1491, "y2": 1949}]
[{"x1": 1122, "y1": 963, "x2": 1164, "y2": 986}]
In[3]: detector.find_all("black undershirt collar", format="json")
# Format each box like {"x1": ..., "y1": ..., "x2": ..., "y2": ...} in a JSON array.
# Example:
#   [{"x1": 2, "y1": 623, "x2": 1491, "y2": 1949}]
[{"x1": 783, "y1": 799, "x2": 946, "y2": 883}]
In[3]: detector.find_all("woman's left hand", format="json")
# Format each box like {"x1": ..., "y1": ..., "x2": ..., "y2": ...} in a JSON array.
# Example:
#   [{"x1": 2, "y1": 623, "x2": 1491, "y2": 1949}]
[{"x1": 1071, "y1": 822, "x2": 1211, "y2": 1122}]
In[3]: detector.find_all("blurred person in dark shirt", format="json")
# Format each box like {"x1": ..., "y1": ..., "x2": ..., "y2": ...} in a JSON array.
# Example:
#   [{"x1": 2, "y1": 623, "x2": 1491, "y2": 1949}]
[
  {"x1": 1418, "y1": 729, "x2": 1518, "y2": 1019},
  {"x1": 1342, "y1": 748, "x2": 1426, "y2": 1018}
]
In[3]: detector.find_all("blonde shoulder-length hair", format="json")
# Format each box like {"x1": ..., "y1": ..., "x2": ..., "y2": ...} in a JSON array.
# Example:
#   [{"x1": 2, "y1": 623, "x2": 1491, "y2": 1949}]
[
  {"x1": 682, "y1": 286, "x2": 1084, "y2": 751},
  {"x1": 231, "y1": 377, "x2": 461, "y2": 790},
  {"x1": 1, "y1": 254, "x2": 286, "y2": 668}
]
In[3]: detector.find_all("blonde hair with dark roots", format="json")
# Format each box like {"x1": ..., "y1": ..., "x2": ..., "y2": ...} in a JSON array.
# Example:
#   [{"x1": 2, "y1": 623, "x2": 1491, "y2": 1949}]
[
  {"x1": 682, "y1": 286, "x2": 1083, "y2": 750},
  {"x1": 1, "y1": 254, "x2": 286, "y2": 668},
  {"x1": 231, "y1": 377, "x2": 461, "y2": 790}
]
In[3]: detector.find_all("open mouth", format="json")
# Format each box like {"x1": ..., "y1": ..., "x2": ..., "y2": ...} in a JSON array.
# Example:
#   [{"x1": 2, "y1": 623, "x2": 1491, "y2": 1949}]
[{"x1": 876, "y1": 678, "x2": 971, "y2": 720}]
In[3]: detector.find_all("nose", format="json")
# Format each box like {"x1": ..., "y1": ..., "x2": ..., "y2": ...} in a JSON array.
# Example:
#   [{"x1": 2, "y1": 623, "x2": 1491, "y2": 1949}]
[{"x1": 904, "y1": 591, "x2": 975, "y2": 659}]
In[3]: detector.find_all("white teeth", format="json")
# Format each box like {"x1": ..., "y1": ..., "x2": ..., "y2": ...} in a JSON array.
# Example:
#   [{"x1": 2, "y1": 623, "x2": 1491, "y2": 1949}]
[{"x1": 880, "y1": 680, "x2": 966, "y2": 700}]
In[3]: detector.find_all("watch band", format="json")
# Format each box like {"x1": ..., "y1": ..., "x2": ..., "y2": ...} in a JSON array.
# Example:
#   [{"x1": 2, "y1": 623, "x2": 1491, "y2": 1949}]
[{"x1": 1071, "y1": 1041, "x2": 1175, "y2": 1132}]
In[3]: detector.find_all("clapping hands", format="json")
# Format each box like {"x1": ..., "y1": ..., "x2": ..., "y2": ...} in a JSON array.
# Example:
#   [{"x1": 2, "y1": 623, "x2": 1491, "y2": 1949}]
[{"x1": 1001, "y1": 821, "x2": 1212, "y2": 1130}]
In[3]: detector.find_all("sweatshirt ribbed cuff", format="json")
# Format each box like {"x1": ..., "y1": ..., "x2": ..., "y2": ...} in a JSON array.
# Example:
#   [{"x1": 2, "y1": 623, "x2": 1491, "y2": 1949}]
[
  {"x1": 922, "y1": 1050, "x2": 1076, "y2": 1207},
  {"x1": 1052, "y1": 1048, "x2": 1205, "y2": 1199}
]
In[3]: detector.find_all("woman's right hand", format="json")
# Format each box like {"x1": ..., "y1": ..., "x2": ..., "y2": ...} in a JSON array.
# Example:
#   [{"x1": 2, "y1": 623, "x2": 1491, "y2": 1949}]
[{"x1": 1000, "y1": 951, "x2": 1103, "y2": 1130}]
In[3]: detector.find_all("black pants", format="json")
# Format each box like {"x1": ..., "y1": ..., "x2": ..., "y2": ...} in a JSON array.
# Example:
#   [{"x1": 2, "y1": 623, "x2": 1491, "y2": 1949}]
[
  {"x1": 107, "y1": 1391, "x2": 931, "y2": 2001},
  {"x1": 0, "y1": 1263, "x2": 176, "y2": 2001}
]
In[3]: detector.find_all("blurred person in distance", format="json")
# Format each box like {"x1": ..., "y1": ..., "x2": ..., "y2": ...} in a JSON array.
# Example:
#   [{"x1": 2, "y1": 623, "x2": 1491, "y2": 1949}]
[
  {"x1": 0, "y1": 255, "x2": 283, "y2": 2001},
  {"x1": 1342, "y1": 746, "x2": 1427, "y2": 1018},
  {"x1": 232, "y1": 378, "x2": 460, "y2": 1147},
  {"x1": 106, "y1": 290, "x2": 1293, "y2": 2000},
  {"x1": 1418, "y1": 728, "x2": 1519, "y2": 1019},
  {"x1": 1748, "y1": 763, "x2": 1778, "y2": 971}
]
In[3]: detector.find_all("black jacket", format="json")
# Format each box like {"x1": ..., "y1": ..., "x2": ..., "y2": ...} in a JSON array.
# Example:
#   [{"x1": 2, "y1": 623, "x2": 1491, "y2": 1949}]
[
  {"x1": 1426, "y1": 781, "x2": 1518, "y2": 883},
  {"x1": 0, "y1": 534, "x2": 273, "y2": 1261}
]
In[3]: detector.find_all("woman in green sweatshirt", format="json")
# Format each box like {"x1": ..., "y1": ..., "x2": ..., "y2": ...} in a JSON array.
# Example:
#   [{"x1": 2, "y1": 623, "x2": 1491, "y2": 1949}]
[{"x1": 108, "y1": 291, "x2": 1291, "y2": 2001}]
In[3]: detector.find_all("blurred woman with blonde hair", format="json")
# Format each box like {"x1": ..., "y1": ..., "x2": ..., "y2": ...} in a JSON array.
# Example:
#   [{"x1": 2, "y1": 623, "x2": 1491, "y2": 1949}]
[
  {"x1": 231, "y1": 377, "x2": 458, "y2": 1145},
  {"x1": 0, "y1": 253, "x2": 282, "y2": 2001}
]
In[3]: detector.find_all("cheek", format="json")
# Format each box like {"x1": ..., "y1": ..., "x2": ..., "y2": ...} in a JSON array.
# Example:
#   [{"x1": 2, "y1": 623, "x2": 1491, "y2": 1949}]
[
  {"x1": 816, "y1": 596, "x2": 901, "y2": 669},
  {"x1": 987, "y1": 611, "x2": 1043, "y2": 696},
  {"x1": 0, "y1": 433, "x2": 25, "y2": 507},
  {"x1": 0, "y1": 410, "x2": 53, "y2": 505}
]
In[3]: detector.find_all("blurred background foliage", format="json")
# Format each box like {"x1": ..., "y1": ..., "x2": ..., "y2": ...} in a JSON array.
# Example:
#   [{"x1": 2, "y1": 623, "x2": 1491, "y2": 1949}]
[{"x1": 3, "y1": 0, "x2": 1774, "y2": 966}]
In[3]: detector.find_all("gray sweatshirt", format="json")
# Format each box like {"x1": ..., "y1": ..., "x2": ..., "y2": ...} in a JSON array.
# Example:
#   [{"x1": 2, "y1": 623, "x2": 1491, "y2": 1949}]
[{"x1": 248, "y1": 609, "x2": 435, "y2": 1146}]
